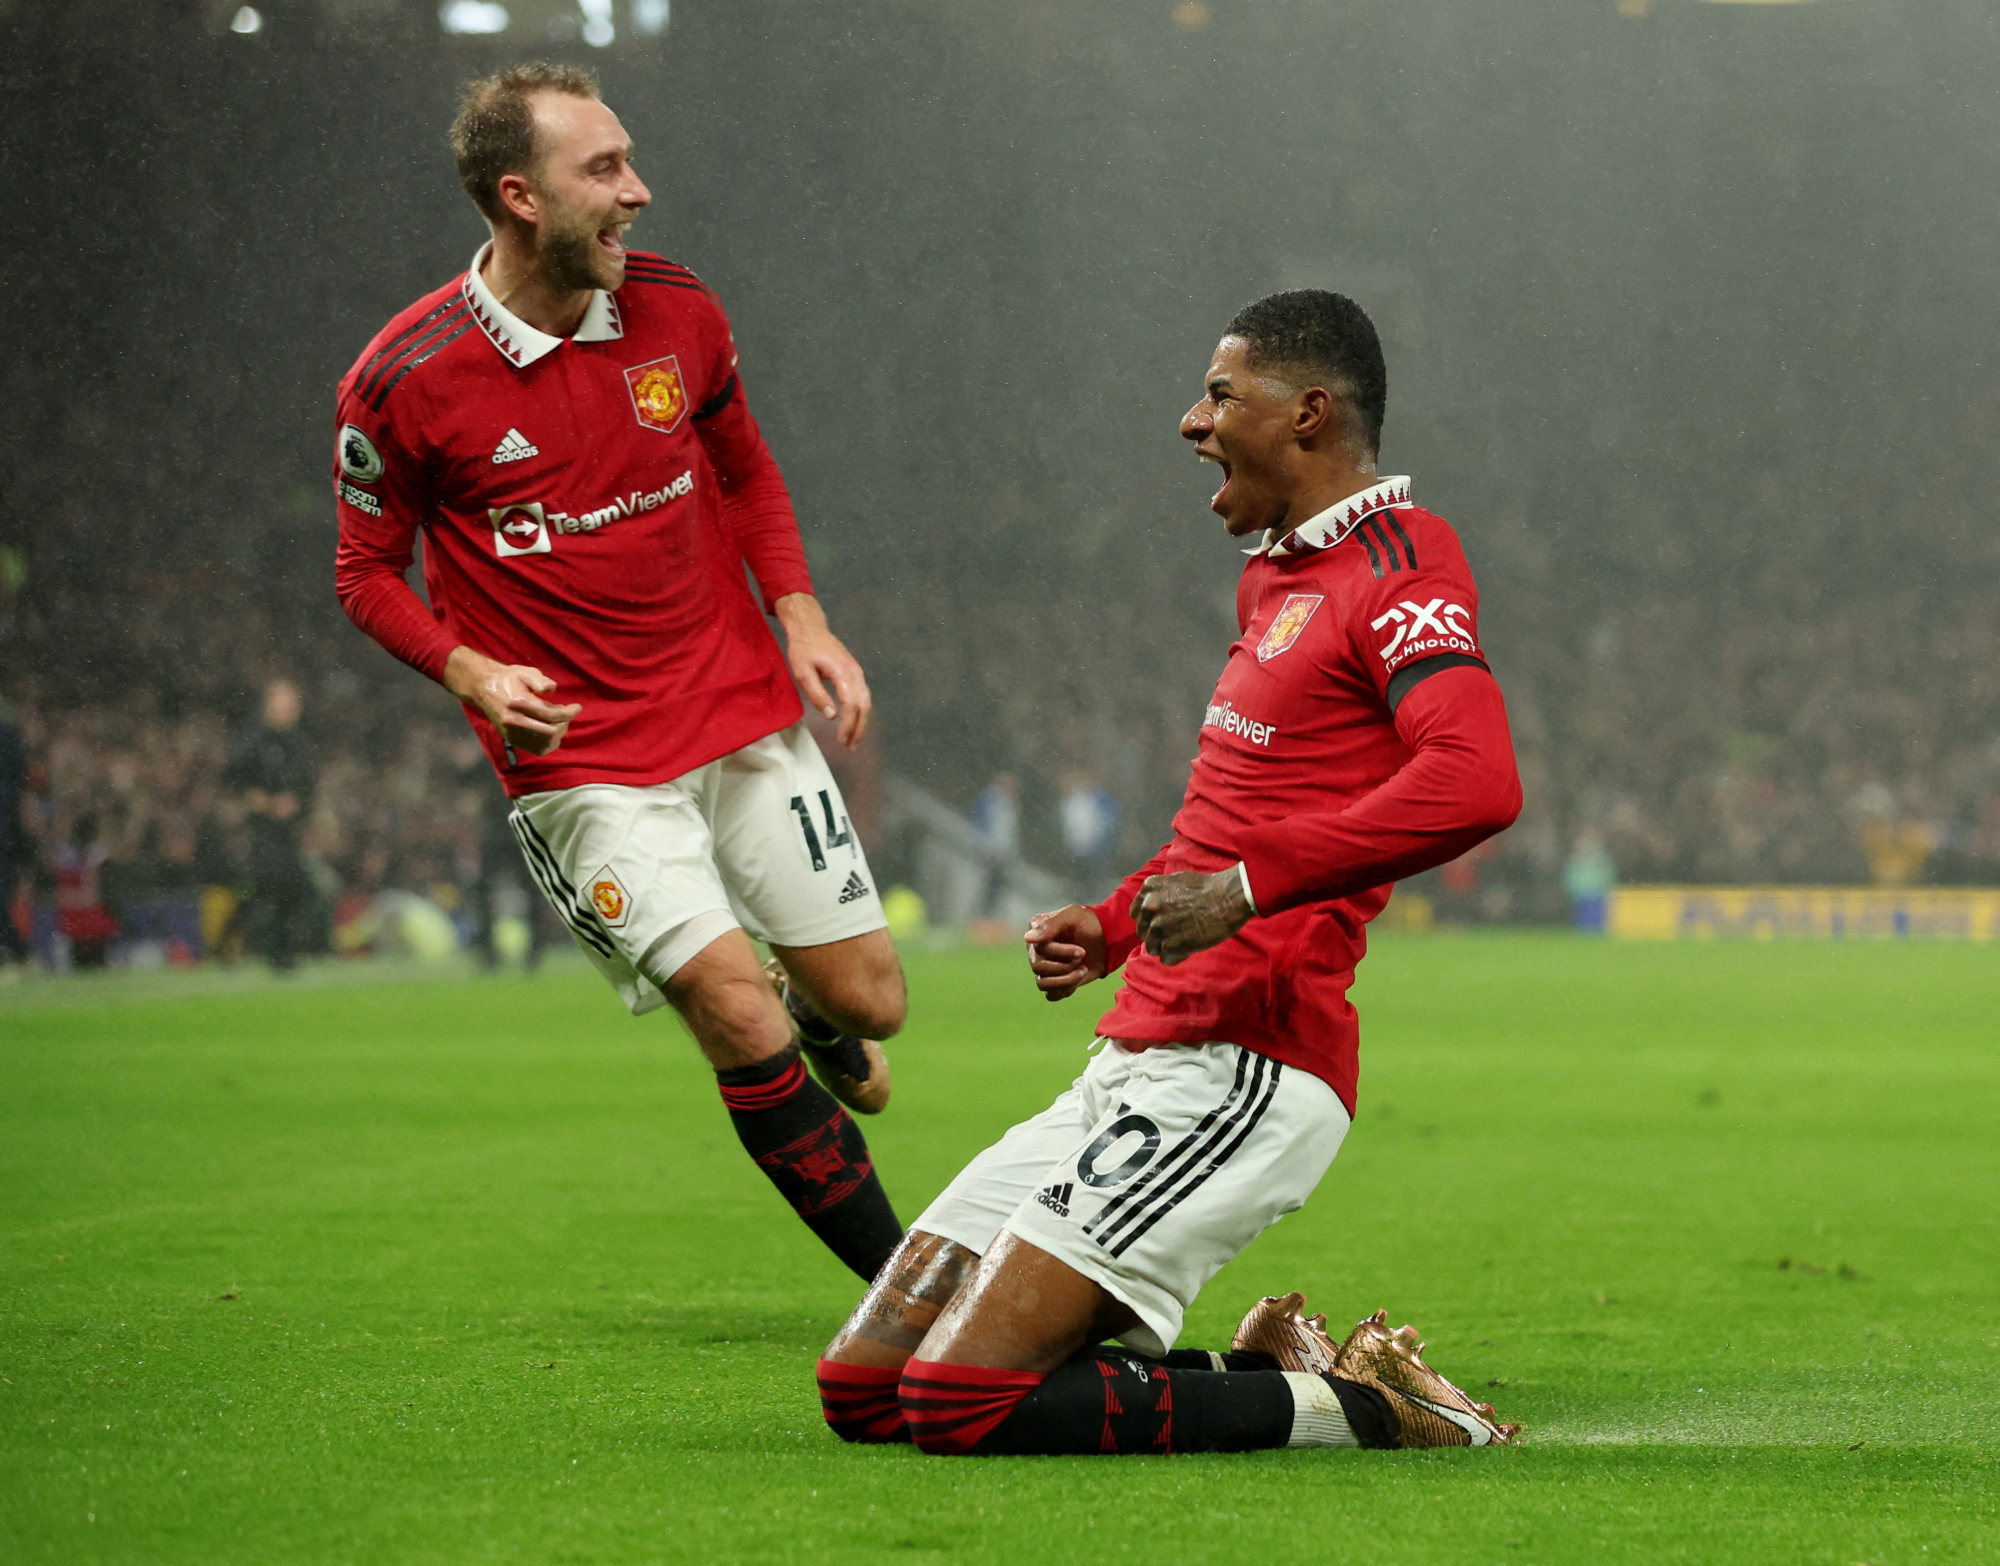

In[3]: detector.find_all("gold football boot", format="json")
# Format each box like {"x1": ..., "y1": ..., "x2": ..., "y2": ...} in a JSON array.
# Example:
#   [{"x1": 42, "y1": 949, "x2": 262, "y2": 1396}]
[
  {"x1": 1232, "y1": 1295, "x2": 1518, "y2": 1448},
  {"x1": 760, "y1": 957, "x2": 892, "y2": 1115},
  {"x1": 1231, "y1": 1292, "x2": 1341, "y2": 1376},
  {"x1": 1330, "y1": 1310, "x2": 1519, "y2": 1447}
]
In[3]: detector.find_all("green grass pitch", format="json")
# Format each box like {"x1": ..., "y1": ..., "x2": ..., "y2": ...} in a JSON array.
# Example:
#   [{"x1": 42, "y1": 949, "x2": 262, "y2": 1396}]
[{"x1": 2, "y1": 934, "x2": 1996, "y2": 1563}]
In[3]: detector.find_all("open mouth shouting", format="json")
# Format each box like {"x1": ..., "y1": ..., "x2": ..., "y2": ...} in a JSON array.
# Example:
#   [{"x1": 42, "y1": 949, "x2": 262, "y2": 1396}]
[{"x1": 1197, "y1": 443, "x2": 1233, "y2": 516}]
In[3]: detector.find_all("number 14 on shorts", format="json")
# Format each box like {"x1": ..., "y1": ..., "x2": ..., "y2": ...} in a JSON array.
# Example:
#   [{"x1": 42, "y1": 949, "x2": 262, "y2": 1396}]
[{"x1": 790, "y1": 790, "x2": 852, "y2": 871}]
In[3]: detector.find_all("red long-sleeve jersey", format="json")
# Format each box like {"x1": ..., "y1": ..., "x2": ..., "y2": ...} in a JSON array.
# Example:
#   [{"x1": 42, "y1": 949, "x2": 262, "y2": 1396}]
[
  {"x1": 1089, "y1": 479, "x2": 1522, "y2": 1114},
  {"x1": 333, "y1": 246, "x2": 810, "y2": 795}
]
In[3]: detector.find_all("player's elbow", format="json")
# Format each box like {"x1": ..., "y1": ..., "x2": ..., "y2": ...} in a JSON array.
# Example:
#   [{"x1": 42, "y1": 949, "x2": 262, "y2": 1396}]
[
  {"x1": 334, "y1": 557, "x2": 391, "y2": 626},
  {"x1": 333, "y1": 571, "x2": 362, "y2": 625},
  {"x1": 1467, "y1": 755, "x2": 1523, "y2": 840}
]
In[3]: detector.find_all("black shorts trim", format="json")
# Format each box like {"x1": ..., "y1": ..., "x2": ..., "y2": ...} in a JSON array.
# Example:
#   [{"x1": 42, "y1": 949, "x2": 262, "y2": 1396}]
[
  {"x1": 1083, "y1": 1050, "x2": 1282, "y2": 1258},
  {"x1": 510, "y1": 810, "x2": 617, "y2": 958},
  {"x1": 1110, "y1": 1057, "x2": 1283, "y2": 1256}
]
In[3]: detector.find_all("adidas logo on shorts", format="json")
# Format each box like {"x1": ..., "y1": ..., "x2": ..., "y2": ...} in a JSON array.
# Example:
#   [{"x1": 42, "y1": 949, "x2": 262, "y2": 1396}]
[
  {"x1": 1035, "y1": 1181, "x2": 1073, "y2": 1218},
  {"x1": 837, "y1": 871, "x2": 871, "y2": 905}
]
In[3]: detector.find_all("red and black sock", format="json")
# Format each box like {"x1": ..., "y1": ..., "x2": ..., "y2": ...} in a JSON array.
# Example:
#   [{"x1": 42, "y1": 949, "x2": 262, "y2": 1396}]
[
  {"x1": 898, "y1": 1351, "x2": 1295, "y2": 1456},
  {"x1": 716, "y1": 1046, "x2": 901, "y2": 1282},
  {"x1": 815, "y1": 1359, "x2": 910, "y2": 1443}
]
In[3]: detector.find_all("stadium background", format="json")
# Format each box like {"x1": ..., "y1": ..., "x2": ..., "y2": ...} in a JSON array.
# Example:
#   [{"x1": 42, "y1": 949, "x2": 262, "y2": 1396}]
[
  {"x1": 6, "y1": 0, "x2": 2000, "y2": 968},
  {"x1": 7, "y1": 8, "x2": 2000, "y2": 1563}
]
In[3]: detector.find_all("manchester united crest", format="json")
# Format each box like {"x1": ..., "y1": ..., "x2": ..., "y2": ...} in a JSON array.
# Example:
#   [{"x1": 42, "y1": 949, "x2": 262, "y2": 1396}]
[
  {"x1": 1255, "y1": 593, "x2": 1325, "y2": 663},
  {"x1": 624, "y1": 356, "x2": 688, "y2": 434},
  {"x1": 588, "y1": 866, "x2": 632, "y2": 927}
]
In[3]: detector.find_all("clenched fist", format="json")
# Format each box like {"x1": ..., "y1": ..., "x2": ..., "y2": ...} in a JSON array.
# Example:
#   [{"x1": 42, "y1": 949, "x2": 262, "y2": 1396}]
[
  {"x1": 1132, "y1": 867, "x2": 1254, "y2": 966},
  {"x1": 1024, "y1": 904, "x2": 1108, "y2": 1002}
]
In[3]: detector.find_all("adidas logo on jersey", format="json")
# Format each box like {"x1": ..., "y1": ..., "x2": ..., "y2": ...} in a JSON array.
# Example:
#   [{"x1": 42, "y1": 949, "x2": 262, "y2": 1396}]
[
  {"x1": 492, "y1": 428, "x2": 539, "y2": 464},
  {"x1": 837, "y1": 871, "x2": 871, "y2": 905},
  {"x1": 1035, "y1": 1181, "x2": 1074, "y2": 1218}
]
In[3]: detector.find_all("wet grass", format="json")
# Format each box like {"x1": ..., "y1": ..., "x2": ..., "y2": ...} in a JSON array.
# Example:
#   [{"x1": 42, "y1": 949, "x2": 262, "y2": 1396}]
[{"x1": 2, "y1": 935, "x2": 1995, "y2": 1563}]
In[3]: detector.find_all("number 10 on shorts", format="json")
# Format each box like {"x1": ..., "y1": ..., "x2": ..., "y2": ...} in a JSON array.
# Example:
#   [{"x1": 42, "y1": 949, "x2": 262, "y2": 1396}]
[{"x1": 790, "y1": 790, "x2": 852, "y2": 871}]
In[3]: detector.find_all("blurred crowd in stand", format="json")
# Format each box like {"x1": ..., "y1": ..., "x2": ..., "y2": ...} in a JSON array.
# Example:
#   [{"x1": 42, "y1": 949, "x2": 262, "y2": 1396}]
[
  {"x1": 9, "y1": 563, "x2": 2000, "y2": 976},
  {"x1": 7, "y1": 579, "x2": 2000, "y2": 974},
  {"x1": 904, "y1": 582, "x2": 2000, "y2": 931},
  {"x1": 0, "y1": 664, "x2": 556, "y2": 974}
]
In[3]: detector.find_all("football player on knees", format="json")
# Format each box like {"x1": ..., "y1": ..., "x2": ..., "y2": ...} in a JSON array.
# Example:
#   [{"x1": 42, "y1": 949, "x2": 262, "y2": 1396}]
[{"x1": 817, "y1": 290, "x2": 1522, "y2": 1453}]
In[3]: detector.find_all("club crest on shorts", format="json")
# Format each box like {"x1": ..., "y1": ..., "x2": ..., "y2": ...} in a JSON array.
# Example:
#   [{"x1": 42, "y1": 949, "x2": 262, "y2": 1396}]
[
  {"x1": 624, "y1": 356, "x2": 687, "y2": 434},
  {"x1": 1256, "y1": 593, "x2": 1324, "y2": 662},
  {"x1": 588, "y1": 865, "x2": 632, "y2": 928}
]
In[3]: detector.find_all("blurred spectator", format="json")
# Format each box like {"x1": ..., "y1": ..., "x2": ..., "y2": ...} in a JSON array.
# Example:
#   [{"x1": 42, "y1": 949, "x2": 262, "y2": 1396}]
[
  {"x1": 54, "y1": 813, "x2": 117, "y2": 968},
  {"x1": 1561, "y1": 831, "x2": 1617, "y2": 932},
  {"x1": 1059, "y1": 771, "x2": 1123, "y2": 901},
  {"x1": 223, "y1": 678, "x2": 319, "y2": 971},
  {"x1": 970, "y1": 773, "x2": 1021, "y2": 918},
  {"x1": 1851, "y1": 782, "x2": 1938, "y2": 888},
  {"x1": 7, "y1": 575, "x2": 2000, "y2": 964}
]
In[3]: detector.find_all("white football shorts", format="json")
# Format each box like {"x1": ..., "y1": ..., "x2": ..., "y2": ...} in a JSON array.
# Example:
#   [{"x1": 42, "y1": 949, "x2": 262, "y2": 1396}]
[
  {"x1": 508, "y1": 722, "x2": 886, "y2": 1016},
  {"x1": 912, "y1": 1039, "x2": 1350, "y2": 1357}
]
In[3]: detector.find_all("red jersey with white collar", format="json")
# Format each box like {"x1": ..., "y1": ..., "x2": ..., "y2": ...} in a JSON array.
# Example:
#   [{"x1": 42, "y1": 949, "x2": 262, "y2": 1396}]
[
  {"x1": 1089, "y1": 478, "x2": 1521, "y2": 1114},
  {"x1": 333, "y1": 247, "x2": 811, "y2": 796}
]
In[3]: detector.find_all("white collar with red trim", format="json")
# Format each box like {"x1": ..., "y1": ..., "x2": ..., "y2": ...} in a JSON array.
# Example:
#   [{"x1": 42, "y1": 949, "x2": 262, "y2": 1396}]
[
  {"x1": 1246, "y1": 476, "x2": 1413, "y2": 558},
  {"x1": 461, "y1": 242, "x2": 624, "y2": 368}
]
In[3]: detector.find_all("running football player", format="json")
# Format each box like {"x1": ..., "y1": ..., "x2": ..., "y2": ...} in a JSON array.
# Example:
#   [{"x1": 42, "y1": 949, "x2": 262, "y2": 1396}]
[
  {"x1": 334, "y1": 64, "x2": 903, "y2": 1282},
  {"x1": 815, "y1": 291, "x2": 1524, "y2": 1452}
]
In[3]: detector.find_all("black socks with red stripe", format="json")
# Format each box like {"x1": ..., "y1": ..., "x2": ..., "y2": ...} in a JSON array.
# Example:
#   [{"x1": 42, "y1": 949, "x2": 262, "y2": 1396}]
[
  {"x1": 897, "y1": 1352, "x2": 1294, "y2": 1455},
  {"x1": 817, "y1": 1349, "x2": 1398, "y2": 1454},
  {"x1": 715, "y1": 1045, "x2": 901, "y2": 1282}
]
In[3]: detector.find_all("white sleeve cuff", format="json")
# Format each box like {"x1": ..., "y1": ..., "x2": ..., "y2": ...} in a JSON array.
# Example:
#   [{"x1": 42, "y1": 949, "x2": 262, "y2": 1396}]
[{"x1": 1235, "y1": 860, "x2": 1258, "y2": 915}]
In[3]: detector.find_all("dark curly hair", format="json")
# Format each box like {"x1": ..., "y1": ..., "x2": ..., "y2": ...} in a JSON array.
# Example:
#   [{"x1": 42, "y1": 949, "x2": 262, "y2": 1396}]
[
  {"x1": 1225, "y1": 290, "x2": 1387, "y2": 457},
  {"x1": 449, "y1": 61, "x2": 602, "y2": 222}
]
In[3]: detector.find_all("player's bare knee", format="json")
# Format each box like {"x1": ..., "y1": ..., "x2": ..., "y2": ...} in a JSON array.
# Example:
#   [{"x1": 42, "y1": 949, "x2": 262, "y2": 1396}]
[
  {"x1": 823, "y1": 1230, "x2": 978, "y2": 1362},
  {"x1": 776, "y1": 934, "x2": 906, "y2": 1039},
  {"x1": 839, "y1": 976, "x2": 906, "y2": 1041},
  {"x1": 819, "y1": 955, "x2": 908, "y2": 1040}
]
